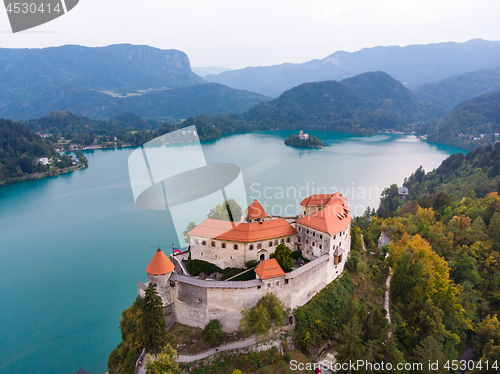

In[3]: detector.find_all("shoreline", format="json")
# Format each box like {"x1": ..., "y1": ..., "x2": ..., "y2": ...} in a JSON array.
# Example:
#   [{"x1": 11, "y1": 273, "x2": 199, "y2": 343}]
[{"x1": 0, "y1": 163, "x2": 88, "y2": 187}]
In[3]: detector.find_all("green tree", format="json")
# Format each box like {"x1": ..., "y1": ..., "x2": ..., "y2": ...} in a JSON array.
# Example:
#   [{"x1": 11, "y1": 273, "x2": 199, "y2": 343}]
[
  {"x1": 143, "y1": 283, "x2": 168, "y2": 355},
  {"x1": 182, "y1": 221, "x2": 196, "y2": 244},
  {"x1": 488, "y1": 212, "x2": 500, "y2": 243},
  {"x1": 239, "y1": 293, "x2": 289, "y2": 337},
  {"x1": 413, "y1": 336, "x2": 447, "y2": 374},
  {"x1": 269, "y1": 243, "x2": 293, "y2": 272},
  {"x1": 207, "y1": 198, "x2": 243, "y2": 222},
  {"x1": 107, "y1": 298, "x2": 146, "y2": 374},
  {"x1": 336, "y1": 316, "x2": 365, "y2": 371},
  {"x1": 144, "y1": 344, "x2": 181, "y2": 374},
  {"x1": 202, "y1": 319, "x2": 225, "y2": 347}
]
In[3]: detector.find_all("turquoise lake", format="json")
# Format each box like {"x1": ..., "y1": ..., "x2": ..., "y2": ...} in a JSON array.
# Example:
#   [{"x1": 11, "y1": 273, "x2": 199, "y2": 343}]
[{"x1": 0, "y1": 130, "x2": 463, "y2": 374}]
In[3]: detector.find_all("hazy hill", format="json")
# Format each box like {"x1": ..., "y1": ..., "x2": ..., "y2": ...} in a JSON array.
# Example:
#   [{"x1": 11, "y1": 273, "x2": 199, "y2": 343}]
[
  {"x1": 0, "y1": 83, "x2": 271, "y2": 121},
  {"x1": 418, "y1": 91, "x2": 500, "y2": 149},
  {"x1": 0, "y1": 119, "x2": 57, "y2": 181},
  {"x1": 242, "y1": 71, "x2": 442, "y2": 134},
  {"x1": 414, "y1": 66, "x2": 500, "y2": 110},
  {"x1": 0, "y1": 44, "x2": 203, "y2": 97},
  {"x1": 205, "y1": 39, "x2": 500, "y2": 97}
]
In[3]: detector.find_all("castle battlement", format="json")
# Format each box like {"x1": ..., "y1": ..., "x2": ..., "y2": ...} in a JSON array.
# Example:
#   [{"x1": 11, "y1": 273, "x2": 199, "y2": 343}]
[{"x1": 137, "y1": 193, "x2": 351, "y2": 332}]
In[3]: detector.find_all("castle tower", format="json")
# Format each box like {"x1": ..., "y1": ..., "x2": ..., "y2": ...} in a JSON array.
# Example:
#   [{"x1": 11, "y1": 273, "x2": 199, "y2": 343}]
[
  {"x1": 299, "y1": 130, "x2": 304, "y2": 139},
  {"x1": 146, "y1": 248, "x2": 175, "y2": 306},
  {"x1": 245, "y1": 199, "x2": 268, "y2": 222}
]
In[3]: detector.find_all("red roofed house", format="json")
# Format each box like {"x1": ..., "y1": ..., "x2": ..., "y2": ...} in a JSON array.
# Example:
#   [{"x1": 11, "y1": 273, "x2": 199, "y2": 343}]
[
  {"x1": 188, "y1": 205, "x2": 297, "y2": 268},
  {"x1": 295, "y1": 193, "x2": 351, "y2": 265}
]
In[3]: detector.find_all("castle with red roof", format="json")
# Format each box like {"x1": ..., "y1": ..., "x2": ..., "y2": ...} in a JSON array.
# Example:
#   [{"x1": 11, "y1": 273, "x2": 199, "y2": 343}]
[{"x1": 137, "y1": 193, "x2": 351, "y2": 332}]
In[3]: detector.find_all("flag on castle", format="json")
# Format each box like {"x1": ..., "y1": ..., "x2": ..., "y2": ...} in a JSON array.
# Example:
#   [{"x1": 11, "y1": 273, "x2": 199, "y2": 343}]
[{"x1": 172, "y1": 243, "x2": 182, "y2": 254}]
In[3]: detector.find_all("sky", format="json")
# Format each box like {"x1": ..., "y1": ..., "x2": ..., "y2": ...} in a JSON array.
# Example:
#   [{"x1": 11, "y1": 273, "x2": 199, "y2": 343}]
[{"x1": 0, "y1": 0, "x2": 499, "y2": 69}]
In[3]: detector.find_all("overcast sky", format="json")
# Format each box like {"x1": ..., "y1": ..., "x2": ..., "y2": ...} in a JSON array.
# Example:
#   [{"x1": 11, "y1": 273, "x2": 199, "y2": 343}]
[{"x1": 0, "y1": 0, "x2": 499, "y2": 69}]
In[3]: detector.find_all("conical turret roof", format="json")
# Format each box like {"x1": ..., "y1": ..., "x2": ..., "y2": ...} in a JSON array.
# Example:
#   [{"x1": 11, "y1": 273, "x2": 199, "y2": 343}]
[{"x1": 146, "y1": 248, "x2": 175, "y2": 275}]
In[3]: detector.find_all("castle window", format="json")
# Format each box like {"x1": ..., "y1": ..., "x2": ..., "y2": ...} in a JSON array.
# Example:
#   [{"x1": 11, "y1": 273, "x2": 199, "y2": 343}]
[
  {"x1": 211, "y1": 241, "x2": 215, "y2": 247},
  {"x1": 306, "y1": 240, "x2": 309, "y2": 244},
  {"x1": 320, "y1": 235, "x2": 323, "y2": 239},
  {"x1": 274, "y1": 239, "x2": 278, "y2": 246},
  {"x1": 307, "y1": 230, "x2": 309, "y2": 234},
  {"x1": 201, "y1": 252, "x2": 203, "y2": 256},
  {"x1": 333, "y1": 235, "x2": 336, "y2": 240},
  {"x1": 298, "y1": 227, "x2": 301, "y2": 231},
  {"x1": 312, "y1": 242, "x2": 315, "y2": 246},
  {"x1": 257, "y1": 285, "x2": 261, "y2": 289},
  {"x1": 170, "y1": 280, "x2": 175, "y2": 287},
  {"x1": 287, "y1": 237, "x2": 290, "y2": 243},
  {"x1": 276, "y1": 281, "x2": 279, "y2": 286},
  {"x1": 280, "y1": 238, "x2": 284, "y2": 243},
  {"x1": 249, "y1": 244, "x2": 254, "y2": 250},
  {"x1": 285, "y1": 279, "x2": 289, "y2": 284},
  {"x1": 319, "y1": 245, "x2": 322, "y2": 249},
  {"x1": 202, "y1": 240, "x2": 206, "y2": 246},
  {"x1": 312, "y1": 232, "x2": 315, "y2": 237},
  {"x1": 269, "y1": 241, "x2": 273, "y2": 247},
  {"x1": 257, "y1": 243, "x2": 262, "y2": 249},
  {"x1": 222, "y1": 243, "x2": 226, "y2": 249},
  {"x1": 234, "y1": 244, "x2": 238, "y2": 250},
  {"x1": 267, "y1": 283, "x2": 271, "y2": 288},
  {"x1": 298, "y1": 237, "x2": 301, "y2": 242},
  {"x1": 197, "y1": 299, "x2": 202, "y2": 303},
  {"x1": 215, "y1": 254, "x2": 218, "y2": 258}
]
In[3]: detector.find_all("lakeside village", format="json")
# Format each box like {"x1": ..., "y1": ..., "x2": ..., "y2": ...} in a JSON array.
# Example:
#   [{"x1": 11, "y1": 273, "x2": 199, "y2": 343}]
[{"x1": 120, "y1": 193, "x2": 352, "y2": 373}]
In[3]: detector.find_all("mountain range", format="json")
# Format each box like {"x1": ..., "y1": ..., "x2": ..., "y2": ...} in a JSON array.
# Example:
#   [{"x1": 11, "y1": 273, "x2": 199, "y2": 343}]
[
  {"x1": 205, "y1": 39, "x2": 500, "y2": 97},
  {"x1": 0, "y1": 83, "x2": 271, "y2": 121},
  {"x1": 414, "y1": 66, "x2": 500, "y2": 110}
]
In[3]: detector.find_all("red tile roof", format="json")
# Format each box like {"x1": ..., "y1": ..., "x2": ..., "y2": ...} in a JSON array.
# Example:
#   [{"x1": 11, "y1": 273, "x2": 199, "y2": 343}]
[
  {"x1": 300, "y1": 193, "x2": 340, "y2": 207},
  {"x1": 255, "y1": 258, "x2": 285, "y2": 279},
  {"x1": 245, "y1": 199, "x2": 268, "y2": 219},
  {"x1": 188, "y1": 218, "x2": 297, "y2": 243},
  {"x1": 146, "y1": 248, "x2": 175, "y2": 275},
  {"x1": 296, "y1": 194, "x2": 351, "y2": 236}
]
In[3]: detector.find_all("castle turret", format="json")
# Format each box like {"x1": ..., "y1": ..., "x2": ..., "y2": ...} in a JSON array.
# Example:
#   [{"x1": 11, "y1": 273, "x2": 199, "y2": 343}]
[{"x1": 145, "y1": 248, "x2": 175, "y2": 306}]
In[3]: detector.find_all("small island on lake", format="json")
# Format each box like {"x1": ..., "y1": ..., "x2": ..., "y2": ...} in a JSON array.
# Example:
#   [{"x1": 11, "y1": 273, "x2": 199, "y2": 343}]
[{"x1": 284, "y1": 130, "x2": 324, "y2": 148}]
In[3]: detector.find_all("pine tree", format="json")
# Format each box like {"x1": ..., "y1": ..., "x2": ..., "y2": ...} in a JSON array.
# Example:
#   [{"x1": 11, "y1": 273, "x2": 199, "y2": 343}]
[{"x1": 144, "y1": 282, "x2": 168, "y2": 355}]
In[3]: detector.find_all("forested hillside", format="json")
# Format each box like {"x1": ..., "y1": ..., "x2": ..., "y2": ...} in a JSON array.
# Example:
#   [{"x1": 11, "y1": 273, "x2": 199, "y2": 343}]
[
  {"x1": 181, "y1": 71, "x2": 442, "y2": 139},
  {"x1": 414, "y1": 66, "x2": 500, "y2": 110},
  {"x1": 0, "y1": 83, "x2": 271, "y2": 121},
  {"x1": 25, "y1": 111, "x2": 178, "y2": 147},
  {"x1": 0, "y1": 119, "x2": 57, "y2": 182},
  {"x1": 417, "y1": 91, "x2": 500, "y2": 150},
  {"x1": 348, "y1": 144, "x2": 500, "y2": 370}
]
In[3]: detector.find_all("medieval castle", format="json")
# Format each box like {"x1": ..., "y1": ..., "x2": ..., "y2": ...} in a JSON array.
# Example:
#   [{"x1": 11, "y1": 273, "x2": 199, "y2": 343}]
[{"x1": 137, "y1": 192, "x2": 352, "y2": 332}]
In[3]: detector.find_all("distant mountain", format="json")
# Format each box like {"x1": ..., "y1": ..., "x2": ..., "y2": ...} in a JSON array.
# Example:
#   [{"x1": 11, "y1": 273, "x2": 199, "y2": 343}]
[
  {"x1": 192, "y1": 66, "x2": 232, "y2": 77},
  {"x1": 418, "y1": 91, "x2": 500, "y2": 150},
  {"x1": 205, "y1": 39, "x2": 500, "y2": 97},
  {"x1": 183, "y1": 72, "x2": 443, "y2": 140},
  {"x1": 0, "y1": 83, "x2": 271, "y2": 121},
  {"x1": 242, "y1": 71, "x2": 442, "y2": 134},
  {"x1": 0, "y1": 44, "x2": 203, "y2": 98},
  {"x1": 414, "y1": 66, "x2": 500, "y2": 110}
]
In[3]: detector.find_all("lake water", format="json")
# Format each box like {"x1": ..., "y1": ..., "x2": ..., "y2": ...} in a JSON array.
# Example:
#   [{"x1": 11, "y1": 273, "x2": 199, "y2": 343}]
[{"x1": 0, "y1": 130, "x2": 462, "y2": 374}]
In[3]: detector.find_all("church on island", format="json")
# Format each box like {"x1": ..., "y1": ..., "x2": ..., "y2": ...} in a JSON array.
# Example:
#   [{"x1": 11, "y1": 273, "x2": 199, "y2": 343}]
[{"x1": 137, "y1": 192, "x2": 352, "y2": 332}]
